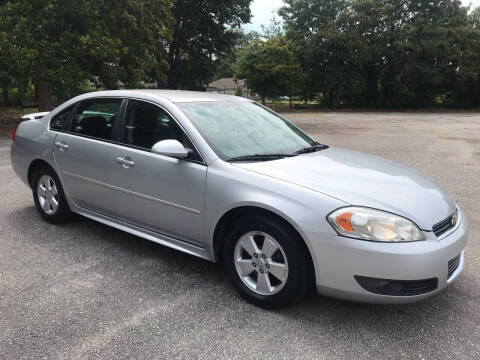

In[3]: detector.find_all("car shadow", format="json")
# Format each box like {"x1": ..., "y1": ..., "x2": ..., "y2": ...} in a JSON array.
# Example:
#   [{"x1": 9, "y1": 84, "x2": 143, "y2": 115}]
[
  {"x1": 6, "y1": 205, "x2": 468, "y2": 331},
  {"x1": 6, "y1": 205, "x2": 226, "y2": 283}
]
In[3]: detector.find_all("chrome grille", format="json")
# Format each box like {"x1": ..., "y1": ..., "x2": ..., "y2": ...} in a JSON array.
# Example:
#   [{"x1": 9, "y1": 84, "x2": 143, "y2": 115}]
[{"x1": 432, "y1": 213, "x2": 456, "y2": 237}]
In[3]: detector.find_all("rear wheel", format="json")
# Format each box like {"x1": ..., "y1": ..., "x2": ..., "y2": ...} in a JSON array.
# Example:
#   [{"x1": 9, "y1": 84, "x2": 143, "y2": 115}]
[
  {"x1": 32, "y1": 167, "x2": 72, "y2": 224},
  {"x1": 223, "y1": 215, "x2": 312, "y2": 309}
]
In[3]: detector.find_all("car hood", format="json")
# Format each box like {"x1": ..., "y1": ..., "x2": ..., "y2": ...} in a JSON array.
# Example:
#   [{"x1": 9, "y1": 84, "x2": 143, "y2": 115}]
[{"x1": 233, "y1": 147, "x2": 456, "y2": 230}]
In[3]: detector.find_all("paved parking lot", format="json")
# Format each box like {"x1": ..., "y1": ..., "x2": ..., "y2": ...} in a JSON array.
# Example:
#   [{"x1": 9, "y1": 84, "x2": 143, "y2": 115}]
[{"x1": 1, "y1": 112, "x2": 479, "y2": 359}]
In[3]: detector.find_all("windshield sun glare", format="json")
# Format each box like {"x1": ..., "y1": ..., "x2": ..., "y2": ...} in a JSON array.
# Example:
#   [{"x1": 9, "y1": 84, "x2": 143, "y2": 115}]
[{"x1": 179, "y1": 101, "x2": 316, "y2": 160}]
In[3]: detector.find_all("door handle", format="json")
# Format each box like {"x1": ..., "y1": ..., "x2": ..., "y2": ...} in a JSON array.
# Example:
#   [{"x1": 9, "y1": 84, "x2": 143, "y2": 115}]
[
  {"x1": 116, "y1": 157, "x2": 135, "y2": 168},
  {"x1": 55, "y1": 141, "x2": 69, "y2": 151}
]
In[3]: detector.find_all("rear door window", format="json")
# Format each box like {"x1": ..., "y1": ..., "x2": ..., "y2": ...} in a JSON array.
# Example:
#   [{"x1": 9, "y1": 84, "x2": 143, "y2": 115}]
[
  {"x1": 50, "y1": 105, "x2": 74, "y2": 131},
  {"x1": 71, "y1": 98, "x2": 122, "y2": 141}
]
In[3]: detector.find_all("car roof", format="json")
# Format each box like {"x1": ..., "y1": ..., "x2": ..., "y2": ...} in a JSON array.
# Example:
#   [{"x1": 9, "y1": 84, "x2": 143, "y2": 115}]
[{"x1": 79, "y1": 89, "x2": 250, "y2": 103}]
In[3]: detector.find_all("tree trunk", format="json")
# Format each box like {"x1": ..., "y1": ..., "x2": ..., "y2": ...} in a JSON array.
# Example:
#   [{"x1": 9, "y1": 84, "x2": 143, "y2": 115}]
[
  {"x1": 289, "y1": 96, "x2": 293, "y2": 109},
  {"x1": 475, "y1": 74, "x2": 480, "y2": 108},
  {"x1": 322, "y1": 92, "x2": 328, "y2": 106},
  {"x1": 2, "y1": 87, "x2": 10, "y2": 107},
  {"x1": 261, "y1": 95, "x2": 266, "y2": 105},
  {"x1": 34, "y1": 84, "x2": 39, "y2": 103},
  {"x1": 365, "y1": 64, "x2": 378, "y2": 108},
  {"x1": 331, "y1": 91, "x2": 337, "y2": 108},
  {"x1": 36, "y1": 81, "x2": 51, "y2": 111},
  {"x1": 166, "y1": 40, "x2": 179, "y2": 89},
  {"x1": 382, "y1": 64, "x2": 394, "y2": 109},
  {"x1": 166, "y1": 18, "x2": 182, "y2": 89},
  {"x1": 414, "y1": 86, "x2": 426, "y2": 108}
]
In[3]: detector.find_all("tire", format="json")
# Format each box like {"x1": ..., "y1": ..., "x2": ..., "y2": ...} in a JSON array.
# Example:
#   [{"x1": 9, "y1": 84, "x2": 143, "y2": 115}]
[
  {"x1": 223, "y1": 215, "x2": 313, "y2": 309},
  {"x1": 32, "y1": 166, "x2": 72, "y2": 224}
]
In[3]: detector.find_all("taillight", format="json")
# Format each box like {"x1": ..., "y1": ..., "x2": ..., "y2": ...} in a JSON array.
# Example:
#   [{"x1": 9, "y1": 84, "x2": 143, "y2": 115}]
[{"x1": 12, "y1": 122, "x2": 21, "y2": 142}]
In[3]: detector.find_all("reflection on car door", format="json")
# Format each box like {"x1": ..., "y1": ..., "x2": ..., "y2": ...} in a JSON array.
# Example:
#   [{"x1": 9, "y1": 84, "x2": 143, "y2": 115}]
[
  {"x1": 110, "y1": 99, "x2": 207, "y2": 245},
  {"x1": 53, "y1": 98, "x2": 123, "y2": 216}
]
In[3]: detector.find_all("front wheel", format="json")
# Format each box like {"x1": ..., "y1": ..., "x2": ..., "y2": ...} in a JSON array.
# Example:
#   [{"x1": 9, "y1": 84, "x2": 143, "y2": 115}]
[{"x1": 223, "y1": 216, "x2": 313, "y2": 309}]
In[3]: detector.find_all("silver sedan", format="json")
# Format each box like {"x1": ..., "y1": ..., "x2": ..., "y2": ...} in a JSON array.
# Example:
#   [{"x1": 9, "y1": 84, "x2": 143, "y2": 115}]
[{"x1": 10, "y1": 90, "x2": 467, "y2": 308}]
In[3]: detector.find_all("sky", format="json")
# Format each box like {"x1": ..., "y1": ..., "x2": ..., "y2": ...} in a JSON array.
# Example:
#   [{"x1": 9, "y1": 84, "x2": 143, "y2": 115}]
[
  {"x1": 243, "y1": 0, "x2": 284, "y2": 32},
  {"x1": 245, "y1": 0, "x2": 480, "y2": 32}
]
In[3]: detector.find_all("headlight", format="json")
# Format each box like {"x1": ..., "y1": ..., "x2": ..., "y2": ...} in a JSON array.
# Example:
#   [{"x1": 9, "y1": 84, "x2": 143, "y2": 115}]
[{"x1": 327, "y1": 207, "x2": 425, "y2": 242}]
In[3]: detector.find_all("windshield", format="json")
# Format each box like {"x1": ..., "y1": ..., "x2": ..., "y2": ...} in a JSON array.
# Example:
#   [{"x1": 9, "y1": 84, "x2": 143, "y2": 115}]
[{"x1": 179, "y1": 101, "x2": 316, "y2": 160}]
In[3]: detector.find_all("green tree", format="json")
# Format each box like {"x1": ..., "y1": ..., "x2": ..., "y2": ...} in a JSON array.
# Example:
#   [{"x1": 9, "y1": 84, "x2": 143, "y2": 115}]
[
  {"x1": 457, "y1": 7, "x2": 480, "y2": 107},
  {"x1": 88, "y1": 0, "x2": 173, "y2": 91},
  {"x1": 212, "y1": 30, "x2": 261, "y2": 80},
  {"x1": 400, "y1": 0, "x2": 468, "y2": 107},
  {"x1": 341, "y1": 0, "x2": 386, "y2": 107},
  {"x1": 166, "y1": 0, "x2": 252, "y2": 90},
  {"x1": 234, "y1": 36, "x2": 305, "y2": 106},
  {"x1": 0, "y1": 30, "x2": 19, "y2": 106},
  {"x1": 280, "y1": 0, "x2": 353, "y2": 107},
  {"x1": 0, "y1": 0, "x2": 172, "y2": 110},
  {"x1": 280, "y1": 0, "x2": 475, "y2": 108}
]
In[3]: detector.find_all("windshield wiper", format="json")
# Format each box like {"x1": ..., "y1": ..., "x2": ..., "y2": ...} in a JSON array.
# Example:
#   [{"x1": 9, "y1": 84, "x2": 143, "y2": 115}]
[
  {"x1": 227, "y1": 154, "x2": 296, "y2": 162},
  {"x1": 293, "y1": 143, "x2": 329, "y2": 155}
]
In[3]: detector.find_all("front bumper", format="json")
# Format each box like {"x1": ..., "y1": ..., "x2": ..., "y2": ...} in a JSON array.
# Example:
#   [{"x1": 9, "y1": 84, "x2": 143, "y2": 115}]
[{"x1": 308, "y1": 210, "x2": 468, "y2": 304}]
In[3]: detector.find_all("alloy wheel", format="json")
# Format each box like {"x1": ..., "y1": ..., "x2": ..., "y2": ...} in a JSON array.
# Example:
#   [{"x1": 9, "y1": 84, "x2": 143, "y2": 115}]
[
  {"x1": 37, "y1": 175, "x2": 59, "y2": 215},
  {"x1": 234, "y1": 231, "x2": 289, "y2": 296}
]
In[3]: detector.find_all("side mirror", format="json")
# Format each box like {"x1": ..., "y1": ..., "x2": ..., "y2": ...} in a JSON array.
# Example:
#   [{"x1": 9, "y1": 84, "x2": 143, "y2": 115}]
[{"x1": 151, "y1": 139, "x2": 189, "y2": 159}]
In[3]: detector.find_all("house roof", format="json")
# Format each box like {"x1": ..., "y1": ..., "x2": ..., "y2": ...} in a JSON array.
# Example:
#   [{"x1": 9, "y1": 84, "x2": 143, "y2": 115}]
[{"x1": 208, "y1": 78, "x2": 245, "y2": 90}]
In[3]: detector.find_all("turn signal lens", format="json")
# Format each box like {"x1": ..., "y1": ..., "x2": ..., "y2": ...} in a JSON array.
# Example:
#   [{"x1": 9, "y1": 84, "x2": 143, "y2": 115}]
[
  {"x1": 327, "y1": 207, "x2": 425, "y2": 242},
  {"x1": 336, "y1": 212, "x2": 354, "y2": 232}
]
